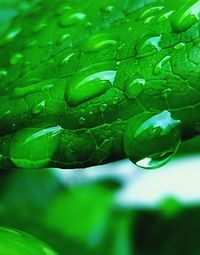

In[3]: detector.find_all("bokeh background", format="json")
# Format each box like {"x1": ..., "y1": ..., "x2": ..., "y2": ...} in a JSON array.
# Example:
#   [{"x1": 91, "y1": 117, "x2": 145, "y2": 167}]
[{"x1": 1, "y1": 1, "x2": 200, "y2": 254}]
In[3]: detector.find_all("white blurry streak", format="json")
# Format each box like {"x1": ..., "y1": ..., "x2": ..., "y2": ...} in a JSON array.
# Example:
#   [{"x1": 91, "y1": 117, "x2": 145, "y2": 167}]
[{"x1": 52, "y1": 155, "x2": 200, "y2": 209}]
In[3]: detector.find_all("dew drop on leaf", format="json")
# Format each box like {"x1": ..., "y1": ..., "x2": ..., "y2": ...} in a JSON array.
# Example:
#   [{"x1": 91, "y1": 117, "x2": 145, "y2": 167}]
[
  {"x1": 0, "y1": 69, "x2": 8, "y2": 79},
  {"x1": 10, "y1": 126, "x2": 63, "y2": 169},
  {"x1": 59, "y1": 12, "x2": 87, "y2": 27},
  {"x1": 138, "y1": 6, "x2": 164, "y2": 21},
  {"x1": 124, "y1": 111, "x2": 181, "y2": 169},
  {"x1": 10, "y1": 53, "x2": 23, "y2": 65},
  {"x1": 136, "y1": 35, "x2": 162, "y2": 58},
  {"x1": 125, "y1": 78, "x2": 145, "y2": 98},
  {"x1": 65, "y1": 70, "x2": 116, "y2": 107},
  {"x1": 0, "y1": 226, "x2": 58, "y2": 255},
  {"x1": 171, "y1": 0, "x2": 200, "y2": 33},
  {"x1": 84, "y1": 33, "x2": 117, "y2": 52}
]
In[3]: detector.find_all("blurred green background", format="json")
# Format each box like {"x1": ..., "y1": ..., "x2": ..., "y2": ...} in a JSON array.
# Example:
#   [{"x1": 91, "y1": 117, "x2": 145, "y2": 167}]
[{"x1": 1, "y1": 1, "x2": 200, "y2": 254}]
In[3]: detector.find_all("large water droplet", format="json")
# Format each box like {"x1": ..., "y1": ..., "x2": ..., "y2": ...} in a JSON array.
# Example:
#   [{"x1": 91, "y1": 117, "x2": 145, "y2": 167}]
[
  {"x1": 65, "y1": 70, "x2": 116, "y2": 107},
  {"x1": 0, "y1": 227, "x2": 58, "y2": 255},
  {"x1": 125, "y1": 78, "x2": 145, "y2": 98},
  {"x1": 10, "y1": 126, "x2": 62, "y2": 169},
  {"x1": 84, "y1": 33, "x2": 117, "y2": 52},
  {"x1": 124, "y1": 111, "x2": 181, "y2": 169},
  {"x1": 59, "y1": 12, "x2": 87, "y2": 27},
  {"x1": 171, "y1": 0, "x2": 200, "y2": 33},
  {"x1": 136, "y1": 35, "x2": 162, "y2": 58}
]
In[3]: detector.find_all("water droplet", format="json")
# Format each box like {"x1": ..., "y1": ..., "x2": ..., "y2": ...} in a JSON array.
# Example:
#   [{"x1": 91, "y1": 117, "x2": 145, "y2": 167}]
[
  {"x1": 171, "y1": 0, "x2": 200, "y2": 33},
  {"x1": 138, "y1": 6, "x2": 164, "y2": 21},
  {"x1": 26, "y1": 39, "x2": 38, "y2": 48},
  {"x1": 157, "y1": 10, "x2": 175, "y2": 22},
  {"x1": 153, "y1": 56, "x2": 171, "y2": 75},
  {"x1": 5, "y1": 27, "x2": 21, "y2": 42},
  {"x1": 100, "y1": 103, "x2": 108, "y2": 112},
  {"x1": 32, "y1": 101, "x2": 45, "y2": 115},
  {"x1": 0, "y1": 69, "x2": 8, "y2": 79},
  {"x1": 84, "y1": 33, "x2": 117, "y2": 52},
  {"x1": 33, "y1": 23, "x2": 47, "y2": 33},
  {"x1": 10, "y1": 126, "x2": 63, "y2": 169},
  {"x1": 58, "y1": 33, "x2": 70, "y2": 45},
  {"x1": 0, "y1": 227, "x2": 58, "y2": 254},
  {"x1": 161, "y1": 88, "x2": 172, "y2": 99},
  {"x1": 105, "y1": 5, "x2": 115, "y2": 13},
  {"x1": 136, "y1": 36, "x2": 162, "y2": 58},
  {"x1": 88, "y1": 111, "x2": 93, "y2": 117},
  {"x1": 61, "y1": 53, "x2": 75, "y2": 65},
  {"x1": 66, "y1": 70, "x2": 116, "y2": 107},
  {"x1": 125, "y1": 78, "x2": 145, "y2": 98},
  {"x1": 59, "y1": 12, "x2": 87, "y2": 27},
  {"x1": 174, "y1": 42, "x2": 186, "y2": 50},
  {"x1": 124, "y1": 111, "x2": 181, "y2": 169},
  {"x1": 56, "y1": 4, "x2": 71, "y2": 15},
  {"x1": 10, "y1": 53, "x2": 23, "y2": 65},
  {"x1": 12, "y1": 82, "x2": 54, "y2": 99},
  {"x1": 79, "y1": 117, "x2": 86, "y2": 125}
]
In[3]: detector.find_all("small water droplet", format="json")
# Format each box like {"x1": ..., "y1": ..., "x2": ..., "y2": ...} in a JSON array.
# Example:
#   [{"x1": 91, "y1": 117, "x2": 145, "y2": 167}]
[
  {"x1": 5, "y1": 27, "x2": 21, "y2": 42},
  {"x1": 105, "y1": 5, "x2": 115, "y2": 13},
  {"x1": 171, "y1": 0, "x2": 200, "y2": 33},
  {"x1": 84, "y1": 33, "x2": 117, "y2": 52},
  {"x1": 58, "y1": 33, "x2": 70, "y2": 45},
  {"x1": 0, "y1": 69, "x2": 8, "y2": 79},
  {"x1": 100, "y1": 103, "x2": 108, "y2": 112},
  {"x1": 161, "y1": 88, "x2": 172, "y2": 99},
  {"x1": 33, "y1": 23, "x2": 47, "y2": 33},
  {"x1": 174, "y1": 42, "x2": 186, "y2": 50},
  {"x1": 10, "y1": 53, "x2": 23, "y2": 65},
  {"x1": 59, "y1": 12, "x2": 87, "y2": 27},
  {"x1": 88, "y1": 111, "x2": 93, "y2": 117},
  {"x1": 66, "y1": 70, "x2": 116, "y2": 107},
  {"x1": 138, "y1": 6, "x2": 164, "y2": 21},
  {"x1": 125, "y1": 78, "x2": 145, "y2": 98},
  {"x1": 124, "y1": 111, "x2": 181, "y2": 169},
  {"x1": 153, "y1": 56, "x2": 171, "y2": 75},
  {"x1": 157, "y1": 10, "x2": 175, "y2": 22},
  {"x1": 61, "y1": 53, "x2": 75, "y2": 65},
  {"x1": 79, "y1": 117, "x2": 86, "y2": 125},
  {"x1": 26, "y1": 39, "x2": 38, "y2": 48},
  {"x1": 56, "y1": 4, "x2": 71, "y2": 15},
  {"x1": 32, "y1": 101, "x2": 45, "y2": 115},
  {"x1": 113, "y1": 96, "x2": 119, "y2": 105},
  {"x1": 136, "y1": 36, "x2": 162, "y2": 58}
]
